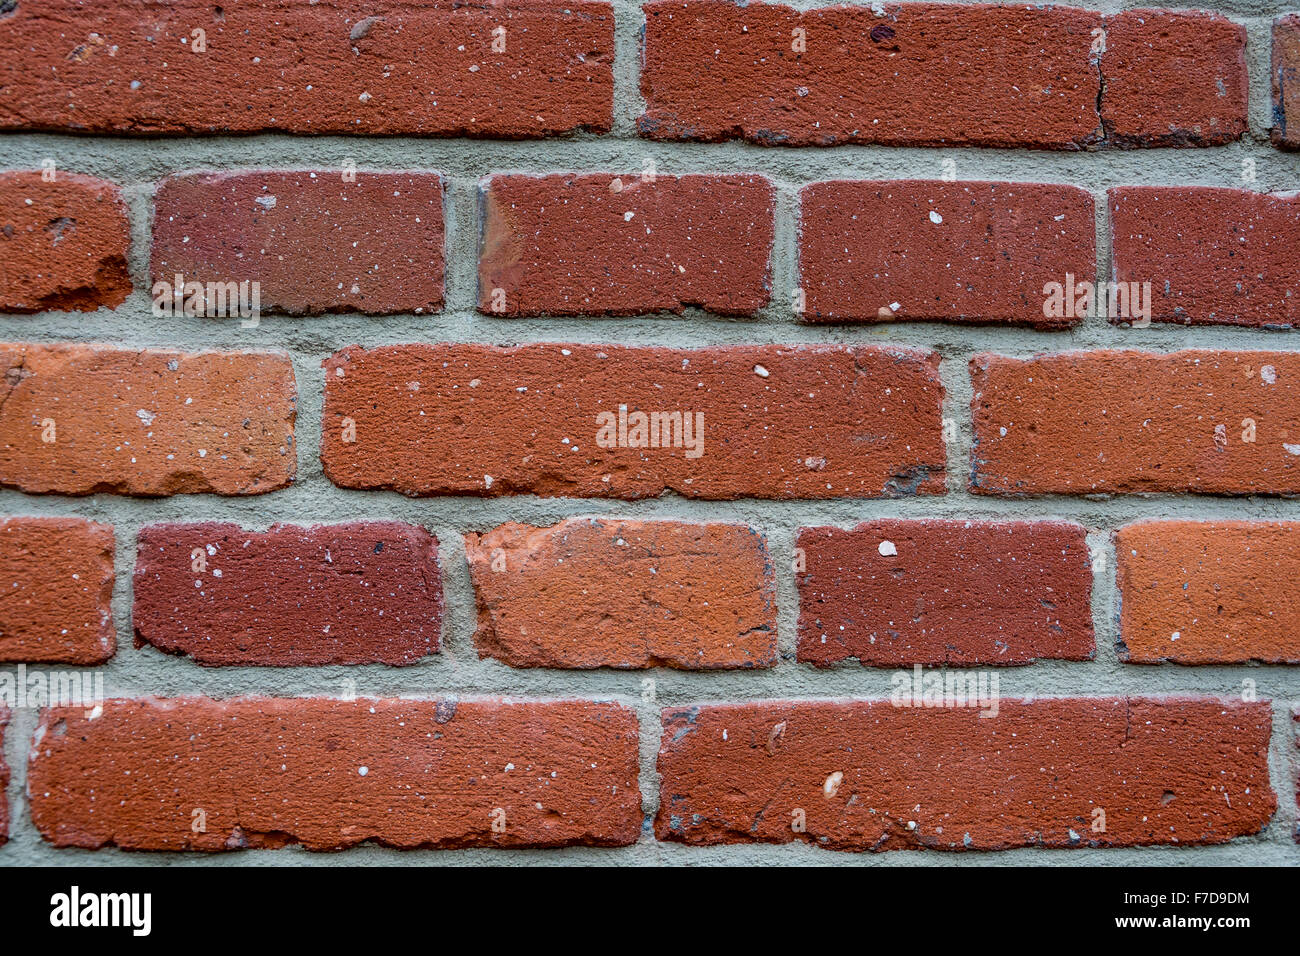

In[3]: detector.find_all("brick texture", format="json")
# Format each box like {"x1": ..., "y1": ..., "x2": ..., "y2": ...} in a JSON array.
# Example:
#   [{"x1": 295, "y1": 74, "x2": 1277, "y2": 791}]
[
  {"x1": 1100, "y1": 10, "x2": 1248, "y2": 148},
  {"x1": 797, "y1": 519, "x2": 1094, "y2": 666},
  {"x1": 152, "y1": 171, "x2": 446, "y2": 315},
  {"x1": 466, "y1": 517, "x2": 775, "y2": 668},
  {"x1": 479, "y1": 173, "x2": 775, "y2": 317},
  {"x1": 1273, "y1": 15, "x2": 1300, "y2": 149},
  {"x1": 0, "y1": 0, "x2": 614, "y2": 137},
  {"x1": 0, "y1": 344, "x2": 296, "y2": 496},
  {"x1": 639, "y1": 1, "x2": 1102, "y2": 148},
  {"x1": 134, "y1": 522, "x2": 442, "y2": 666},
  {"x1": 0, "y1": 517, "x2": 115, "y2": 664},
  {"x1": 657, "y1": 698, "x2": 1274, "y2": 850},
  {"x1": 0, "y1": 171, "x2": 130, "y2": 312},
  {"x1": 799, "y1": 180, "x2": 1095, "y2": 327},
  {"x1": 29, "y1": 697, "x2": 641, "y2": 850},
  {"x1": 1117, "y1": 520, "x2": 1300, "y2": 664},
  {"x1": 1110, "y1": 187, "x2": 1300, "y2": 328},
  {"x1": 322, "y1": 343, "x2": 946, "y2": 499},
  {"x1": 971, "y1": 351, "x2": 1300, "y2": 496}
]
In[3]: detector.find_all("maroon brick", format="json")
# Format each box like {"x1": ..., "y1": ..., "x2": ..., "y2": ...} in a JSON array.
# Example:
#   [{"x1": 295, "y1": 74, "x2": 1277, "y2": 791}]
[
  {"x1": 152, "y1": 171, "x2": 445, "y2": 315},
  {"x1": 0, "y1": 0, "x2": 614, "y2": 137},
  {"x1": 639, "y1": 1, "x2": 1102, "y2": 149},
  {"x1": 797, "y1": 519, "x2": 1094, "y2": 666},
  {"x1": 134, "y1": 522, "x2": 442, "y2": 666},
  {"x1": 799, "y1": 180, "x2": 1095, "y2": 327},
  {"x1": 1101, "y1": 10, "x2": 1248, "y2": 147},
  {"x1": 479, "y1": 174, "x2": 775, "y2": 317},
  {"x1": 1110, "y1": 187, "x2": 1300, "y2": 328}
]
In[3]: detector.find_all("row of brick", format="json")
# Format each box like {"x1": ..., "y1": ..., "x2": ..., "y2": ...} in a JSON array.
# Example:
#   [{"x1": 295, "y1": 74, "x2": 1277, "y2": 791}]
[
  {"x1": 4, "y1": 514, "x2": 1300, "y2": 668},
  {"x1": 2, "y1": 1, "x2": 1295, "y2": 151},
  {"x1": 3, "y1": 343, "x2": 1299, "y2": 497},
  {"x1": 0, "y1": 696, "x2": 1279, "y2": 850},
  {"x1": 7, "y1": 169, "x2": 1300, "y2": 327}
]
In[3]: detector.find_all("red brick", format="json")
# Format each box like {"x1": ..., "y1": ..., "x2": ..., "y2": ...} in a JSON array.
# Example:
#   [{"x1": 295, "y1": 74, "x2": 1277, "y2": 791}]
[
  {"x1": 0, "y1": 517, "x2": 114, "y2": 664},
  {"x1": 971, "y1": 350, "x2": 1300, "y2": 496},
  {"x1": 1117, "y1": 520, "x2": 1300, "y2": 664},
  {"x1": 466, "y1": 518, "x2": 775, "y2": 669},
  {"x1": 1110, "y1": 187, "x2": 1300, "y2": 329},
  {"x1": 0, "y1": 171, "x2": 130, "y2": 312},
  {"x1": 134, "y1": 522, "x2": 442, "y2": 666},
  {"x1": 799, "y1": 180, "x2": 1095, "y2": 327},
  {"x1": 797, "y1": 520, "x2": 1093, "y2": 666},
  {"x1": 0, "y1": 0, "x2": 613, "y2": 137},
  {"x1": 657, "y1": 698, "x2": 1274, "y2": 850},
  {"x1": 152, "y1": 172, "x2": 445, "y2": 316},
  {"x1": 479, "y1": 174, "x2": 774, "y2": 317},
  {"x1": 1273, "y1": 15, "x2": 1300, "y2": 150},
  {"x1": 639, "y1": 1, "x2": 1102, "y2": 149},
  {"x1": 29, "y1": 697, "x2": 641, "y2": 850},
  {"x1": 0, "y1": 344, "x2": 296, "y2": 496},
  {"x1": 322, "y1": 343, "x2": 946, "y2": 499},
  {"x1": 1101, "y1": 10, "x2": 1247, "y2": 148}
]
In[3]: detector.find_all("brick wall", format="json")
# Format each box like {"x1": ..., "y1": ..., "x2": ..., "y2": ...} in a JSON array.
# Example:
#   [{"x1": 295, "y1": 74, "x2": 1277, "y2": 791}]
[{"x1": 0, "y1": 0, "x2": 1298, "y2": 864}]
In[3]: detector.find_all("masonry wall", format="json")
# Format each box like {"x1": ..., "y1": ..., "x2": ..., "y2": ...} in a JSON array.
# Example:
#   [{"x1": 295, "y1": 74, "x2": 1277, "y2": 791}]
[{"x1": 1, "y1": 0, "x2": 1299, "y2": 865}]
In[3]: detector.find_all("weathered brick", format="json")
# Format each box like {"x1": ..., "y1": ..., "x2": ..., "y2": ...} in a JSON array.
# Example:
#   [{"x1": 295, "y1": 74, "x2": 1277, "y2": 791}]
[
  {"x1": 1101, "y1": 10, "x2": 1248, "y2": 147},
  {"x1": 639, "y1": 1, "x2": 1102, "y2": 148},
  {"x1": 479, "y1": 174, "x2": 775, "y2": 317},
  {"x1": 1273, "y1": 15, "x2": 1300, "y2": 149},
  {"x1": 0, "y1": 0, "x2": 614, "y2": 137},
  {"x1": 657, "y1": 698, "x2": 1274, "y2": 850},
  {"x1": 971, "y1": 350, "x2": 1300, "y2": 496},
  {"x1": 466, "y1": 518, "x2": 775, "y2": 668},
  {"x1": 152, "y1": 171, "x2": 445, "y2": 315},
  {"x1": 0, "y1": 344, "x2": 297, "y2": 496},
  {"x1": 30, "y1": 697, "x2": 641, "y2": 850},
  {"x1": 0, "y1": 517, "x2": 114, "y2": 664},
  {"x1": 322, "y1": 343, "x2": 946, "y2": 499},
  {"x1": 1117, "y1": 520, "x2": 1300, "y2": 664},
  {"x1": 134, "y1": 522, "x2": 442, "y2": 666},
  {"x1": 797, "y1": 519, "x2": 1093, "y2": 666},
  {"x1": 1110, "y1": 187, "x2": 1300, "y2": 328},
  {"x1": 0, "y1": 171, "x2": 130, "y2": 312},
  {"x1": 799, "y1": 180, "x2": 1095, "y2": 327}
]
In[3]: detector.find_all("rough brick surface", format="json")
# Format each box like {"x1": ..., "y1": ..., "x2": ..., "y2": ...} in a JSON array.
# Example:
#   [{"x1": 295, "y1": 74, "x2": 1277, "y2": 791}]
[
  {"x1": 0, "y1": 517, "x2": 115, "y2": 664},
  {"x1": 799, "y1": 180, "x2": 1095, "y2": 327},
  {"x1": 1117, "y1": 520, "x2": 1300, "y2": 664},
  {"x1": 30, "y1": 697, "x2": 641, "y2": 851},
  {"x1": 479, "y1": 173, "x2": 775, "y2": 317},
  {"x1": 639, "y1": 1, "x2": 1102, "y2": 148},
  {"x1": 971, "y1": 350, "x2": 1300, "y2": 496},
  {"x1": 797, "y1": 519, "x2": 1093, "y2": 666},
  {"x1": 1110, "y1": 187, "x2": 1300, "y2": 328},
  {"x1": 0, "y1": 344, "x2": 296, "y2": 496},
  {"x1": 656, "y1": 698, "x2": 1274, "y2": 850},
  {"x1": 1273, "y1": 15, "x2": 1300, "y2": 149},
  {"x1": 1101, "y1": 10, "x2": 1248, "y2": 148},
  {"x1": 152, "y1": 171, "x2": 446, "y2": 315},
  {"x1": 0, "y1": 171, "x2": 130, "y2": 312},
  {"x1": 466, "y1": 518, "x2": 775, "y2": 669},
  {"x1": 322, "y1": 343, "x2": 946, "y2": 499},
  {"x1": 134, "y1": 522, "x2": 442, "y2": 666},
  {"x1": 0, "y1": 0, "x2": 614, "y2": 137}
]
